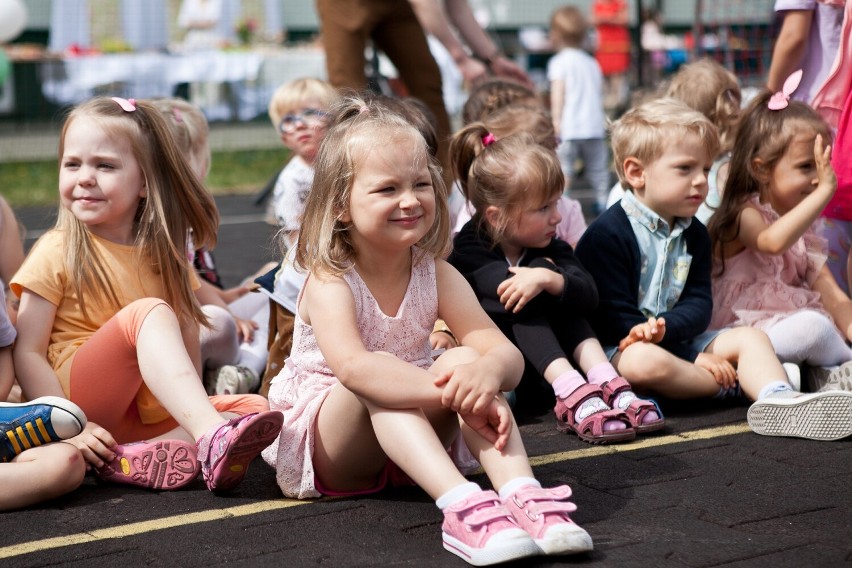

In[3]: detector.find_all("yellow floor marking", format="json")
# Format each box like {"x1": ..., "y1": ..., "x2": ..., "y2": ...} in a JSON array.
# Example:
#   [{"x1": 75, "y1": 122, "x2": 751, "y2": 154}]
[{"x1": 0, "y1": 422, "x2": 751, "y2": 560}]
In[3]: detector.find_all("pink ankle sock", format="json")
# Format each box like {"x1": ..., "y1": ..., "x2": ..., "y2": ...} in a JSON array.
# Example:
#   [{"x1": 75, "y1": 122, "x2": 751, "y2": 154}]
[
  {"x1": 586, "y1": 362, "x2": 619, "y2": 386},
  {"x1": 552, "y1": 370, "x2": 586, "y2": 399}
]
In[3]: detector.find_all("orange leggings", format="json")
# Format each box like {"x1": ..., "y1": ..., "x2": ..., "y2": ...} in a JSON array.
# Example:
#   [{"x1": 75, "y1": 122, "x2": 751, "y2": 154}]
[{"x1": 69, "y1": 298, "x2": 268, "y2": 443}]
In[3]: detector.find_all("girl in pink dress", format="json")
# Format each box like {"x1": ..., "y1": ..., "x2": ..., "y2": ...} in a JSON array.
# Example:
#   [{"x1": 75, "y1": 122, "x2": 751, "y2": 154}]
[
  {"x1": 262, "y1": 97, "x2": 593, "y2": 566},
  {"x1": 708, "y1": 83, "x2": 852, "y2": 392}
]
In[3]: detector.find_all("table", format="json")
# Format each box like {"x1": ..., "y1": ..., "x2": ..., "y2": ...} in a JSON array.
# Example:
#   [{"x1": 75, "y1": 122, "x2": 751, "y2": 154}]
[{"x1": 36, "y1": 47, "x2": 327, "y2": 122}]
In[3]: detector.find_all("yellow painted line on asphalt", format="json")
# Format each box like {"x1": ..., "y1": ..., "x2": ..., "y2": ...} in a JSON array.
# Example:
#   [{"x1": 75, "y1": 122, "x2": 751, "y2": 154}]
[{"x1": 0, "y1": 422, "x2": 751, "y2": 560}]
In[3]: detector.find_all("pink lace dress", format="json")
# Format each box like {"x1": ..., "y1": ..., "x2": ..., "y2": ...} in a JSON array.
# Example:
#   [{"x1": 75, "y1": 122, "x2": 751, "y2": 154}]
[
  {"x1": 262, "y1": 249, "x2": 437, "y2": 498},
  {"x1": 710, "y1": 197, "x2": 830, "y2": 331}
]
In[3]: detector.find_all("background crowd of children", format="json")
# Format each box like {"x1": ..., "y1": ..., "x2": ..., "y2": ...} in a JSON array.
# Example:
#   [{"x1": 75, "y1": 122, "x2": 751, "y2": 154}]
[{"x1": 2, "y1": 1, "x2": 852, "y2": 566}]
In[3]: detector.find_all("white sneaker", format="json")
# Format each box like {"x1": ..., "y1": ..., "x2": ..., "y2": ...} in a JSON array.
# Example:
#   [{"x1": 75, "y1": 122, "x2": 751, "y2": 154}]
[
  {"x1": 747, "y1": 390, "x2": 852, "y2": 441},
  {"x1": 214, "y1": 365, "x2": 259, "y2": 395},
  {"x1": 805, "y1": 361, "x2": 852, "y2": 393}
]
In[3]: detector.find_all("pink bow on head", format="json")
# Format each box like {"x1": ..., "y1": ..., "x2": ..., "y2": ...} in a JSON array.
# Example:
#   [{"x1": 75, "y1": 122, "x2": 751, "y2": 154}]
[
  {"x1": 482, "y1": 132, "x2": 496, "y2": 146},
  {"x1": 111, "y1": 97, "x2": 137, "y2": 112},
  {"x1": 768, "y1": 70, "x2": 803, "y2": 110}
]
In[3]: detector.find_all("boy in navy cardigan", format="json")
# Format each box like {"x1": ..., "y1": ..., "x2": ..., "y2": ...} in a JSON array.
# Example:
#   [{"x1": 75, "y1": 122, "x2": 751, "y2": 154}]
[{"x1": 575, "y1": 98, "x2": 849, "y2": 440}]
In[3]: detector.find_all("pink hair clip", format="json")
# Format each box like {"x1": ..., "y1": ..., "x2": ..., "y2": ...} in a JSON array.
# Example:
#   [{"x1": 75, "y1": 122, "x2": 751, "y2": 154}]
[
  {"x1": 112, "y1": 97, "x2": 137, "y2": 112},
  {"x1": 482, "y1": 132, "x2": 496, "y2": 146},
  {"x1": 358, "y1": 105, "x2": 369, "y2": 115},
  {"x1": 173, "y1": 108, "x2": 183, "y2": 123},
  {"x1": 768, "y1": 70, "x2": 802, "y2": 110}
]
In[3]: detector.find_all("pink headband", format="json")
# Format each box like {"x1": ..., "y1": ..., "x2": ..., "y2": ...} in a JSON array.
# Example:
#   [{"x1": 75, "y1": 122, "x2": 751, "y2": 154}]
[
  {"x1": 768, "y1": 70, "x2": 802, "y2": 110},
  {"x1": 112, "y1": 97, "x2": 137, "y2": 112},
  {"x1": 482, "y1": 132, "x2": 496, "y2": 146}
]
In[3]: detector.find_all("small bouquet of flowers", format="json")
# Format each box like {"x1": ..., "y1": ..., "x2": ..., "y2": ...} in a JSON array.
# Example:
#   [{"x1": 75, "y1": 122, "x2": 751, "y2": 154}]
[{"x1": 236, "y1": 18, "x2": 258, "y2": 45}]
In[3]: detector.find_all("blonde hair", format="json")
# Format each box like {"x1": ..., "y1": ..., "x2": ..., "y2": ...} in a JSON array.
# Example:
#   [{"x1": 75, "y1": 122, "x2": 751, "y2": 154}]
[
  {"x1": 57, "y1": 97, "x2": 218, "y2": 325},
  {"x1": 267, "y1": 77, "x2": 340, "y2": 128},
  {"x1": 461, "y1": 78, "x2": 540, "y2": 125},
  {"x1": 295, "y1": 96, "x2": 450, "y2": 277},
  {"x1": 610, "y1": 98, "x2": 721, "y2": 189},
  {"x1": 451, "y1": 126, "x2": 564, "y2": 246},
  {"x1": 151, "y1": 97, "x2": 211, "y2": 177},
  {"x1": 666, "y1": 58, "x2": 742, "y2": 153},
  {"x1": 484, "y1": 105, "x2": 558, "y2": 151},
  {"x1": 550, "y1": 5, "x2": 588, "y2": 48}
]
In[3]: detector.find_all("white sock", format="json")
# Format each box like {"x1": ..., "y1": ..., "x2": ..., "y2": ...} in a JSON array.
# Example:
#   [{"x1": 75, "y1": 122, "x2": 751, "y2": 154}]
[
  {"x1": 436, "y1": 482, "x2": 481, "y2": 510},
  {"x1": 758, "y1": 381, "x2": 794, "y2": 400},
  {"x1": 498, "y1": 477, "x2": 540, "y2": 500}
]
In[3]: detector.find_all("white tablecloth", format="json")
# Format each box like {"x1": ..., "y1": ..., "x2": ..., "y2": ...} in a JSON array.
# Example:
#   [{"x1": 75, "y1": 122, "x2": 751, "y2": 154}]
[{"x1": 40, "y1": 48, "x2": 327, "y2": 121}]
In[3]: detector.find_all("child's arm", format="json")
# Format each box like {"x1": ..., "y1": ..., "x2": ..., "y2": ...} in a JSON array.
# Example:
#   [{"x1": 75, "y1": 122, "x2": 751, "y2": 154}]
[
  {"x1": 766, "y1": 9, "x2": 813, "y2": 93},
  {"x1": 738, "y1": 135, "x2": 835, "y2": 256},
  {"x1": 12, "y1": 291, "x2": 67, "y2": 399},
  {"x1": 0, "y1": 347, "x2": 13, "y2": 402},
  {"x1": 812, "y1": 264, "x2": 852, "y2": 341},
  {"x1": 436, "y1": 260, "x2": 525, "y2": 402},
  {"x1": 550, "y1": 78, "x2": 565, "y2": 139}
]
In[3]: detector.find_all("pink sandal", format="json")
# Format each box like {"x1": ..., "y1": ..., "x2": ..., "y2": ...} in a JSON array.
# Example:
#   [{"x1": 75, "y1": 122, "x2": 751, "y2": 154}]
[
  {"x1": 95, "y1": 439, "x2": 199, "y2": 490},
  {"x1": 601, "y1": 377, "x2": 665, "y2": 434},
  {"x1": 554, "y1": 383, "x2": 635, "y2": 444}
]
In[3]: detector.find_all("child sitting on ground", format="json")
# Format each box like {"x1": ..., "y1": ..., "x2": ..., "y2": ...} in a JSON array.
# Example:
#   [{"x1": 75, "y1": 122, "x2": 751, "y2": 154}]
[
  {"x1": 575, "y1": 97, "x2": 852, "y2": 441},
  {"x1": 448, "y1": 127, "x2": 663, "y2": 440},
  {"x1": 708, "y1": 76, "x2": 852, "y2": 394},
  {"x1": 263, "y1": 96, "x2": 593, "y2": 565},
  {"x1": 12, "y1": 97, "x2": 282, "y2": 492}
]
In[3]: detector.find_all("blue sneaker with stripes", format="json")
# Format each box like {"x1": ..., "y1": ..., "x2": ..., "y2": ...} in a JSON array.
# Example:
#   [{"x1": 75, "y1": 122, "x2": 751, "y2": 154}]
[{"x1": 0, "y1": 397, "x2": 87, "y2": 462}]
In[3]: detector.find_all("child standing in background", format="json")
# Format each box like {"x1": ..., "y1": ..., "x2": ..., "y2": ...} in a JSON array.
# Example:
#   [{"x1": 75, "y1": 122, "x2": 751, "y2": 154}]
[
  {"x1": 708, "y1": 86, "x2": 852, "y2": 393},
  {"x1": 448, "y1": 127, "x2": 663, "y2": 441},
  {"x1": 263, "y1": 97, "x2": 593, "y2": 565},
  {"x1": 548, "y1": 5, "x2": 611, "y2": 214},
  {"x1": 576, "y1": 98, "x2": 852, "y2": 441},
  {"x1": 152, "y1": 97, "x2": 269, "y2": 396},
  {"x1": 12, "y1": 97, "x2": 282, "y2": 492}
]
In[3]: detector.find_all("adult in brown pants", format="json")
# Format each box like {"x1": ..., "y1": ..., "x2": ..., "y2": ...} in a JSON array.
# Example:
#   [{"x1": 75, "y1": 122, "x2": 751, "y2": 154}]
[{"x1": 316, "y1": 0, "x2": 453, "y2": 179}]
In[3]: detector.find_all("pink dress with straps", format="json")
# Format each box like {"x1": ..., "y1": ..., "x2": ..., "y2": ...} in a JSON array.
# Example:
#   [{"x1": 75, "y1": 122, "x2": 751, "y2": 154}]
[
  {"x1": 710, "y1": 197, "x2": 830, "y2": 331},
  {"x1": 262, "y1": 249, "x2": 437, "y2": 498}
]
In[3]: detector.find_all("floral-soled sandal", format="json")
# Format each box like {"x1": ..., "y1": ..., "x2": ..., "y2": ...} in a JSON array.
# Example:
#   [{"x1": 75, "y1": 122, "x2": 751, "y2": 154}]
[
  {"x1": 554, "y1": 383, "x2": 636, "y2": 444},
  {"x1": 601, "y1": 377, "x2": 665, "y2": 434}
]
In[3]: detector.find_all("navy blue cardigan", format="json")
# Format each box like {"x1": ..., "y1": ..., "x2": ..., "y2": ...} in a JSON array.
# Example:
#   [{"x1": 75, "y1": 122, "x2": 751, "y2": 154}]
[{"x1": 574, "y1": 204, "x2": 713, "y2": 362}]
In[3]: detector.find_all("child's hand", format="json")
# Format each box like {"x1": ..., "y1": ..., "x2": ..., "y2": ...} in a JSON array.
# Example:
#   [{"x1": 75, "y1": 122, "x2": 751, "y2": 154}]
[
  {"x1": 619, "y1": 317, "x2": 666, "y2": 351},
  {"x1": 814, "y1": 134, "x2": 837, "y2": 200},
  {"x1": 234, "y1": 315, "x2": 259, "y2": 343},
  {"x1": 496, "y1": 267, "x2": 554, "y2": 313},
  {"x1": 459, "y1": 396, "x2": 511, "y2": 451},
  {"x1": 69, "y1": 421, "x2": 118, "y2": 469},
  {"x1": 434, "y1": 362, "x2": 502, "y2": 415},
  {"x1": 695, "y1": 352, "x2": 737, "y2": 389}
]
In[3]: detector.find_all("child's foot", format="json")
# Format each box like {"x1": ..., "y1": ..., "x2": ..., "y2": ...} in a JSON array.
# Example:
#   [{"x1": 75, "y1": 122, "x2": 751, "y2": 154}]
[
  {"x1": 503, "y1": 484, "x2": 593, "y2": 555},
  {"x1": 601, "y1": 377, "x2": 665, "y2": 434},
  {"x1": 196, "y1": 411, "x2": 283, "y2": 492},
  {"x1": 747, "y1": 390, "x2": 852, "y2": 441},
  {"x1": 0, "y1": 396, "x2": 87, "y2": 462},
  {"x1": 441, "y1": 489, "x2": 539, "y2": 566},
  {"x1": 95, "y1": 439, "x2": 200, "y2": 490},
  {"x1": 805, "y1": 362, "x2": 852, "y2": 393},
  {"x1": 554, "y1": 383, "x2": 635, "y2": 444},
  {"x1": 215, "y1": 365, "x2": 260, "y2": 395}
]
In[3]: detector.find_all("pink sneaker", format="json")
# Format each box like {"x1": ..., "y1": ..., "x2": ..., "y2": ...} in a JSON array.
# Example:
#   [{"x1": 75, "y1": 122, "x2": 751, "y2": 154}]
[
  {"x1": 442, "y1": 489, "x2": 539, "y2": 566},
  {"x1": 95, "y1": 439, "x2": 199, "y2": 490},
  {"x1": 196, "y1": 411, "x2": 283, "y2": 492},
  {"x1": 503, "y1": 485, "x2": 593, "y2": 555}
]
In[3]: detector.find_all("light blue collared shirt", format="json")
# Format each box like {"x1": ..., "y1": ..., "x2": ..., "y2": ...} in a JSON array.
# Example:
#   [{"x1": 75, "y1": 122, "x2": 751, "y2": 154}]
[{"x1": 620, "y1": 191, "x2": 693, "y2": 318}]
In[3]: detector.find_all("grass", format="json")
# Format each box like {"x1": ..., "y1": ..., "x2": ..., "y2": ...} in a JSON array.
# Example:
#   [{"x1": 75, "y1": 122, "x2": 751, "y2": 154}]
[{"x1": 0, "y1": 148, "x2": 288, "y2": 208}]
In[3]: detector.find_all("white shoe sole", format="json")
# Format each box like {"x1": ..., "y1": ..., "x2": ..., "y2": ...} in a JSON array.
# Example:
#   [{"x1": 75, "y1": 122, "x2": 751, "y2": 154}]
[
  {"x1": 443, "y1": 528, "x2": 540, "y2": 566},
  {"x1": 747, "y1": 391, "x2": 852, "y2": 441},
  {"x1": 534, "y1": 524, "x2": 594, "y2": 555}
]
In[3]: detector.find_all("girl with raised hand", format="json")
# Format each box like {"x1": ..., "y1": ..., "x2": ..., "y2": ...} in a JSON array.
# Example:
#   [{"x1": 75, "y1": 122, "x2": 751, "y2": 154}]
[
  {"x1": 263, "y1": 96, "x2": 593, "y2": 565},
  {"x1": 12, "y1": 96, "x2": 282, "y2": 493}
]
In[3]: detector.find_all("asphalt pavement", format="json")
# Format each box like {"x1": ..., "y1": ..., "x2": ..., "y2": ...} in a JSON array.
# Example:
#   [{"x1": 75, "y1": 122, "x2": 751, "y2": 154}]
[{"x1": 3, "y1": 194, "x2": 851, "y2": 568}]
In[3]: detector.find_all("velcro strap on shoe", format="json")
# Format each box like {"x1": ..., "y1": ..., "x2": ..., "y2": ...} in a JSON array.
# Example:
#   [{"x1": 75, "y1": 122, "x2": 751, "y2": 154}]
[
  {"x1": 524, "y1": 500, "x2": 578, "y2": 516},
  {"x1": 511, "y1": 484, "x2": 573, "y2": 506},
  {"x1": 464, "y1": 506, "x2": 514, "y2": 527}
]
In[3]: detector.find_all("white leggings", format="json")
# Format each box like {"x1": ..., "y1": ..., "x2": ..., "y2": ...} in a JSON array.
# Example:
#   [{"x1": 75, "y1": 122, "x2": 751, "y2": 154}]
[{"x1": 765, "y1": 309, "x2": 852, "y2": 366}]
